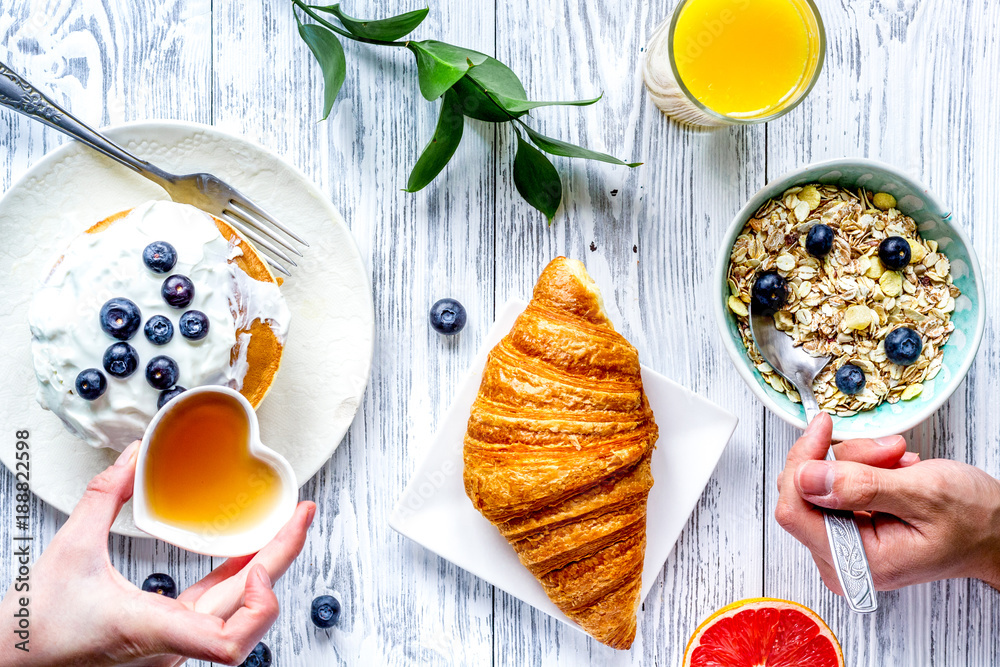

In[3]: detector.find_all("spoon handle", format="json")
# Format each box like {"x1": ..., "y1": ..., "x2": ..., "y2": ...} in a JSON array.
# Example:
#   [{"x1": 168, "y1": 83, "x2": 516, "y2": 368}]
[
  {"x1": 823, "y1": 448, "x2": 878, "y2": 613},
  {"x1": 800, "y1": 383, "x2": 878, "y2": 613},
  {"x1": 795, "y1": 375, "x2": 819, "y2": 425}
]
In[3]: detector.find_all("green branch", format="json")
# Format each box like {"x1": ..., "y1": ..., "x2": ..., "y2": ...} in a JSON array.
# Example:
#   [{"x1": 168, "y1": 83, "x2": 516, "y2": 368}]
[
  {"x1": 290, "y1": 1, "x2": 640, "y2": 222},
  {"x1": 292, "y1": 1, "x2": 407, "y2": 47}
]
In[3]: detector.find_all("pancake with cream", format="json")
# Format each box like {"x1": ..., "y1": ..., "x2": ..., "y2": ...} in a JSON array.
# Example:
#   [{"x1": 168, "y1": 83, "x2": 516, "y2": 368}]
[{"x1": 28, "y1": 200, "x2": 291, "y2": 451}]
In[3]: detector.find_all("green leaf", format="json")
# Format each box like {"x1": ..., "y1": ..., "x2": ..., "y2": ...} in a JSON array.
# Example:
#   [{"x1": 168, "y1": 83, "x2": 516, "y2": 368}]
[
  {"x1": 513, "y1": 133, "x2": 562, "y2": 223},
  {"x1": 314, "y1": 4, "x2": 429, "y2": 42},
  {"x1": 449, "y1": 76, "x2": 517, "y2": 122},
  {"x1": 405, "y1": 89, "x2": 465, "y2": 192},
  {"x1": 521, "y1": 124, "x2": 641, "y2": 167},
  {"x1": 407, "y1": 40, "x2": 487, "y2": 100},
  {"x1": 455, "y1": 59, "x2": 601, "y2": 120},
  {"x1": 297, "y1": 23, "x2": 347, "y2": 120},
  {"x1": 448, "y1": 57, "x2": 531, "y2": 122},
  {"x1": 466, "y1": 57, "x2": 527, "y2": 99},
  {"x1": 490, "y1": 92, "x2": 603, "y2": 114}
]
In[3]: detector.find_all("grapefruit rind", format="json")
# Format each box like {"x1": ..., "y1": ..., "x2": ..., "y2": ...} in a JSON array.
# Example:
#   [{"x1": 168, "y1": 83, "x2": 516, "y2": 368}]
[{"x1": 682, "y1": 597, "x2": 844, "y2": 667}]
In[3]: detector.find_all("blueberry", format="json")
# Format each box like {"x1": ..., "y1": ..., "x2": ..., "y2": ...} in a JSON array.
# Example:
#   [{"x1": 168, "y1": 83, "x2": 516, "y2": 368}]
[
  {"x1": 141, "y1": 573, "x2": 177, "y2": 599},
  {"x1": 805, "y1": 224, "x2": 835, "y2": 258},
  {"x1": 750, "y1": 271, "x2": 788, "y2": 315},
  {"x1": 878, "y1": 236, "x2": 911, "y2": 271},
  {"x1": 75, "y1": 368, "x2": 107, "y2": 401},
  {"x1": 429, "y1": 298, "x2": 467, "y2": 335},
  {"x1": 161, "y1": 275, "x2": 195, "y2": 308},
  {"x1": 239, "y1": 642, "x2": 272, "y2": 667},
  {"x1": 835, "y1": 364, "x2": 866, "y2": 396},
  {"x1": 103, "y1": 343, "x2": 139, "y2": 378},
  {"x1": 179, "y1": 310, "x2": 210, "y2": 340},
  {"x1": 144, "y1": 315, "x2": 174, "y2": 345},
  {"x1": 142, "y1": 241, "x2": 177, "y2": 273},
  {"x1": 157, "y1": 386, "x2": 187, "y2": 410},
  {"x1": 310, "y1": 595, "x2": 341, "y2": 628},
  {"x1": 145, "y1": 356, "x2": 179, "y2": 390},
  {"x1": 885, "y1": 327, "x2": 923, "y2": 366},
  {"x1": 99, "y1": 298, "x2": 142, "y2": 341}
]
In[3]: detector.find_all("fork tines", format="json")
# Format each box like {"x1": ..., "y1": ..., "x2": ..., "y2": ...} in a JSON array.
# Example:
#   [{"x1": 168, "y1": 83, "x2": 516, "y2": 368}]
[{"x1": 220, "y1": 198, "x2": 308, "y2": 278}]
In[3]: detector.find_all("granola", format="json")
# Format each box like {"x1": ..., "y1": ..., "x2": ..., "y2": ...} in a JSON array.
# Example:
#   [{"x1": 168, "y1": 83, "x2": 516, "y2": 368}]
[{"x1": 727, "y1": 184, "x2": 960, "y2": 416}]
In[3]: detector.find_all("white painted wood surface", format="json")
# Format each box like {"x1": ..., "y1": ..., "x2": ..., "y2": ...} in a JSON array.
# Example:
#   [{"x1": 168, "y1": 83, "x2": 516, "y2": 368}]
[{"x1": 1, "y1": 0, "x2": 998, "y2": 665}]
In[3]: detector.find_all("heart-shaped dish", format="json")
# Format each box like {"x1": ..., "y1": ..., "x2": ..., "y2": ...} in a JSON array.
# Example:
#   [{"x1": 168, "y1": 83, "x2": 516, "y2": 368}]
[{"x1": 133, "y1": 386, "x2": 298, "y2": 557}]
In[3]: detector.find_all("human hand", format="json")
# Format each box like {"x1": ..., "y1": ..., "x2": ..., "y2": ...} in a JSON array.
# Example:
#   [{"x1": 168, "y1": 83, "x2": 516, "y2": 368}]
[
  {"x1": 775, "y1": 412, "x2": 1000, "y2": 594},
  {"x1": 0, "y1": 441, "x2": 316, "y2": 667}
]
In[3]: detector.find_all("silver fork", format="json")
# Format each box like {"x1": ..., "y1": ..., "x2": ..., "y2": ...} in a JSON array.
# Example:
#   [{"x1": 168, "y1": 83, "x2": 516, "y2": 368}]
[{"x1": 0, "y1": 61, "x2": 307, "y2": 277}]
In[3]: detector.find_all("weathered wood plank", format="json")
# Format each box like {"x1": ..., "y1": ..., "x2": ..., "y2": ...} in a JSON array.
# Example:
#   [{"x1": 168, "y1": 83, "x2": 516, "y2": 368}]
[
  {"x1": 764, "y1": 1, "x2": 1000, "y2": 665},
  {"x1": 212, "y1": 0, "x2": 497, "y2": 663},
  {"x1": 491, "y1": 0, "x2": 765, "y2": 663},
  {"x1": 0, "y1": 1, "x2": 214, "y2": 665}
]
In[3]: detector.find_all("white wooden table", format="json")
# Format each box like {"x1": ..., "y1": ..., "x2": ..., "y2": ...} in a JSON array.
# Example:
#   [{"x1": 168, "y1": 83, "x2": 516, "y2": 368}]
[{"x1": 2, "y1": 1, "x2": 999, "y2": 665}]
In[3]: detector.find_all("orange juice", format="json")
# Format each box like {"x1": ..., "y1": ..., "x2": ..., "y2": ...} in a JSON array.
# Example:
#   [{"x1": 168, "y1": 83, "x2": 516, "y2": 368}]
[
  {"x1": 144, "y1": 392, "x2": 280, "y2": 532},
  {"x1": 672, "y1": 0, "x2": 822, "y2": 118}
]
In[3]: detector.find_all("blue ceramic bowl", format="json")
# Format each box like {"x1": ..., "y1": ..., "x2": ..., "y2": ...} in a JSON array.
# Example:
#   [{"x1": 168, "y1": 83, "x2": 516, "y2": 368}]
[{"x1": 714, "y1": 158, "x2": 984, "y2": 439}]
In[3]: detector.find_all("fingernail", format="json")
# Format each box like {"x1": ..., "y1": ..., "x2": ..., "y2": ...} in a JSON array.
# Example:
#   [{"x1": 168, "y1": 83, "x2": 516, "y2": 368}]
[
  {"x1": 256, "y1": 565, "x2": 272, "y2": 589},
  {"x1": 797, "y1": 461, "x2": 834, "y2": 496},
  {"x1": 900, "y1": 451, "x2": 920, "y2": 465},
  {"x1": 875, "y1": 435, "x2": 904, "y2": 448},
  {"x1": 115, "y1": 441, "x2": 140, "y2": 466},
  {"x1": 306, "y1": 503, "x2": 317, "y2": 524}
]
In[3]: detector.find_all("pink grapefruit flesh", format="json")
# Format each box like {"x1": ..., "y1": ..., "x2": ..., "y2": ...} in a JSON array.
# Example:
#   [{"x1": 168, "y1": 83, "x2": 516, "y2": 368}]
[{"x1": 683, "y1": 598, "x2": 844, "y2": 667}]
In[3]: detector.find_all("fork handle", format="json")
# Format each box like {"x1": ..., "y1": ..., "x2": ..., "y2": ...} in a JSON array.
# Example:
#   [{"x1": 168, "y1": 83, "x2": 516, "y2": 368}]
[
  {"x1": 799, "y1": 382, "x2": 878, "y2": 614},
  {"x1": 0, "y1": 61, "x2": 172, "y2": 188}
]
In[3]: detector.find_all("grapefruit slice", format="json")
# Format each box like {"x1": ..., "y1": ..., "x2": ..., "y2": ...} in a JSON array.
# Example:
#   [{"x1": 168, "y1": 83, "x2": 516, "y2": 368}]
[{"x1": 682, "y1": 598, "x2": 844, "y2": 667}]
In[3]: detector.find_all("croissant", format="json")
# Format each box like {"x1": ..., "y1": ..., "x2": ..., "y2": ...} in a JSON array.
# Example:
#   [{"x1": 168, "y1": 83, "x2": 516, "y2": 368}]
[{"x1": 464, "y1": 257, "x2": 658, "y2": 649}]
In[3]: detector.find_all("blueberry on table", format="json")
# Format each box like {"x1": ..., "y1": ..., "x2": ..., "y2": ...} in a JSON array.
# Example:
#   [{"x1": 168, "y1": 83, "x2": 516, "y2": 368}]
[
  {"x1": 878, "y1": 236, "x2": 911, "y2": 271},
  {"x1": 750, "y1": 271, "x2": 788, "y2": 315},
  {"x1": 805, "y1": 223, "x2": 835, "y2": 258},
  {"x1": 429, "y1": 298, "x2": 467, "y2": 335},
  {"x1": 145, "y1": 356, "x2": 179, "y2": 390},
  {"x1": 141, "y1": 573, "x2": 177, "y2": 599},
  {"x1": 885, "y1": 327, "x2": 923, "y2": 366},
  {"x1": 161, "y1": 275, "x2": 195, "y2": 308},
  {"x1": 179, "y1": 310, "x2": 210, "y2": 340},
  {"x1": 100, "y1": 298, "x2": 142, "y2": 341},
  {"x1": 311, "y1": 594, "x2": 342, "y2": 628},
  {"x1": 144, "y1": 315, "x2": 174, "y2": 345},
  {"x1": 835, "y1": 364, "x2": 866, "y2": 395},
  {"x1": 103, "y1": 342, "x2": 139, "y2": 378},
  {"x1": 239, "y1": 642, "x2": 272, "y2": 667},
  {"x1": 157, "y1": 386, "x2": 187, "y2": 410},
  {"x1": 142, "y1": 241, "x2": 177, "y2": 273},
  {"x1": 75, "y1": 368, "x2": 107, "y2": 401}
]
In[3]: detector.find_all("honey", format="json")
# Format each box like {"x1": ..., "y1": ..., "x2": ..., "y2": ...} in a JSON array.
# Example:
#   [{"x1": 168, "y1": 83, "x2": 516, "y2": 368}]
[
  {"x1": 144, "y1": 392, "x2": 280, "y2": 533},
  {"x1": 672, "y1": 0, "x2": 822, "y2": 118}
]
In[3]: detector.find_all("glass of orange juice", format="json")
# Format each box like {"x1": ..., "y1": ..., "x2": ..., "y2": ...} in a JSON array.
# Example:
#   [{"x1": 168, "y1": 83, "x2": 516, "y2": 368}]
[{"x1": 643, "y1": 0, "x2": 825, "y2": 127}]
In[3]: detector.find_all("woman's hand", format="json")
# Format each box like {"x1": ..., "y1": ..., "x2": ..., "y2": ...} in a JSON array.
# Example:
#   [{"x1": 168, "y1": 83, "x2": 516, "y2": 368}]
[
  {"x1": 0, "y1": 441, "x2": 316, "y2": 667},
  {"x1": 775, "y1": 412, "x2": 1000, "y2": 594}
]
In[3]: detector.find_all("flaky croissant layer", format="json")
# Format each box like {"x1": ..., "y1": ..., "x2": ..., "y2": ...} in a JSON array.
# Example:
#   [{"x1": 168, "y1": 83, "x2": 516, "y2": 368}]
[{"x1": 464, "y1": 257, "x2": 658, "y2": 650}]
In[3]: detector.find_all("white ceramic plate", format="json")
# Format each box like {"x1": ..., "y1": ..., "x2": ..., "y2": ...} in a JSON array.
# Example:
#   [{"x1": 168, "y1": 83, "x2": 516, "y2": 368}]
[
  {"x1": 389, "y1": 298, "x2": 738, "y2": 637},
  {"x1": 0, "y1": 120, "x2": 373, "y2": 536}
]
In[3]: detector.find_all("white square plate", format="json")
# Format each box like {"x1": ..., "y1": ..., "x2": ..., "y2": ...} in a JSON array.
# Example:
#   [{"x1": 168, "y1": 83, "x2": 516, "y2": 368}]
[{"x1": 389, "y1": 299, "x2": 738, "y2": 635}]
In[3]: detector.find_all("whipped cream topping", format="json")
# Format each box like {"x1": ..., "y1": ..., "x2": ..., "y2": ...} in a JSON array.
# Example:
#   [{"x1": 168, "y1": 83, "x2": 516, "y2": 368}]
[
  {"x1": 229, "y1": 240, "x2": 291, "y2": 341},
  {"x1": 28, "y1": 201, "x2": 290, "y2": 451}
]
